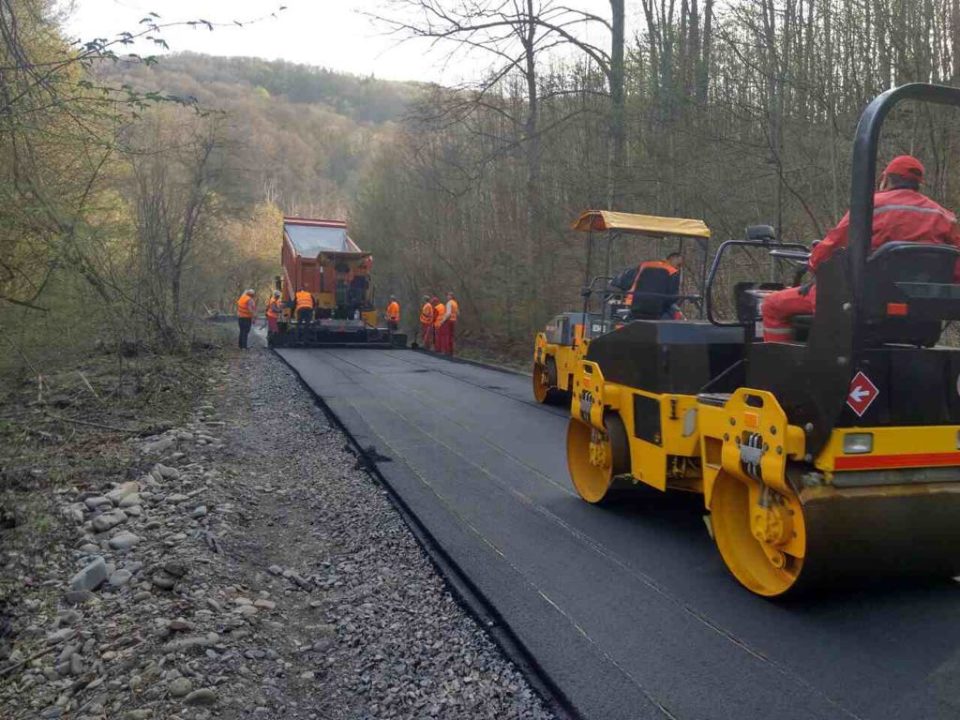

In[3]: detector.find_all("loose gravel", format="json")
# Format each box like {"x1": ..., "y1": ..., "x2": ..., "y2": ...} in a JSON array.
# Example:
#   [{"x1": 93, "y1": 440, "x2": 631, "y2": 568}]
[{"x1": 0, "y1": 346, "x2": 554, "y2": 720}]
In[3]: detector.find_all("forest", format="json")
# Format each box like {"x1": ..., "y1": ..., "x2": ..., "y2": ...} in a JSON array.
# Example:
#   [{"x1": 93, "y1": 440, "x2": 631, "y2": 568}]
[{"x1": 2, "y1": 0, "x2": 960, "y2": 372}]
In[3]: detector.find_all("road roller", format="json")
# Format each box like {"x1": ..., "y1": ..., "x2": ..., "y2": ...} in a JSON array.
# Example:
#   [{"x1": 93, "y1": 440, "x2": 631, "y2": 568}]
[
  {"x1": 533, "y1": 212, "x2": 712, "y2": 404},
  {"x1": 566, "y1": 83, "x2": 960, "y2": 597}
]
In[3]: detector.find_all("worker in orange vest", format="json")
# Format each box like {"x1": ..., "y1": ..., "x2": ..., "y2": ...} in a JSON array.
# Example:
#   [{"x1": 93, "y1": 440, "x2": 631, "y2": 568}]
[
  {"x1": 265, "y1": 291, "x2": 282, "y2": 338},
  {"x1": 236, "y1": 288, "x2": 256, "y2": 350},
  {"x1": 441, "y1": 291, "x2": 459, "y2": 356},
  {"x1": 385, "y1": 295, "x2": 401, "y2": 332},
  {"x1": 625, "y1": 253, "x2": 683, "y2": 319},
  {"x1": 294, "y1": 286, "x2": 314, "y2": 340},
  {"x1": 419, "y1": 295, "x2": 435, "y2": 349},
  {"x1": 433, "y1": 296, "x2": 446, "y2": 353}
]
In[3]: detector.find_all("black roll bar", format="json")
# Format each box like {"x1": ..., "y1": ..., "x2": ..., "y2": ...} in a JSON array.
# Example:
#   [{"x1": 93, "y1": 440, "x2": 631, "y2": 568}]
[{"x1": 848, "y1": 83, "x2": 960, "y2": 330}]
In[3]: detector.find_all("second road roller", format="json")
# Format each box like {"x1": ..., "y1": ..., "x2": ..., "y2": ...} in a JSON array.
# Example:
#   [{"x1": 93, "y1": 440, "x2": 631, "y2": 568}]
[{"x1": 566, "y1": 82, "x2": 960, "y2": 597}]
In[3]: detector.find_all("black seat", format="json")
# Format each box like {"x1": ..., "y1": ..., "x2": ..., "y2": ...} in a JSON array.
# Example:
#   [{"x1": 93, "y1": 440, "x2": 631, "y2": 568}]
[
  {"x1": 790, "y1": 241, "x2": 960, "y2": 347},
  {"x1": 862, "y1": 241, "x2": 960, "y2": 347}
]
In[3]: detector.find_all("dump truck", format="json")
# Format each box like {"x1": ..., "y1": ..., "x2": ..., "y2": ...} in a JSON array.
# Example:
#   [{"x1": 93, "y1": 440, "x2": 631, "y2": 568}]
[
  {"x1": 565, "y1": 82, "x2": 960, "y2": 597},
  {"x1": 269, "y1": 217, "x2": 405, "y2": 348}
]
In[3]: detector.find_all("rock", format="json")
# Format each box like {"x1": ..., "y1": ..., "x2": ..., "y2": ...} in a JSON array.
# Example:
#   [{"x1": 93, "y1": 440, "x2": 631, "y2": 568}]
[
  {"x1": 267, "y1": 565, "x2": 283, "y2": 576},
  {"x1": 125, "y1": 505, "x2": 142, "y2": 517},
  {"x1": 168, "y1": 677, "x2": 193, "y2": 697},
  {"x1": 69, "y1": 652, "x2": 84, "y2": 675},
  {"x1": 154, "y1": 464, "x2": 181, "y2": 479},
  {"x1": 235, "y1": 604, "x2": 258, "y2": 617},
  {"x1": 62, "y1": 504, "x2": 85, "y2": 524},
  {"x1": 300, "y1": 671, "x2": 315, "y2": 680},
  {"x1": 84, "y1": 496, "x2": 112, "y2": 511},
  {"x1": 46, "y1": 628, "x2": 76, "y2": 645},
  {"x1": 253, "y1": 599, "x2": 276, "y2": 611},
  {"x1": 92, "y1": 510, "x2": 126, "y2": 533},
  {"x1": 163, "y1": 633, "x2": 217, "y2": 652},
  {"x1": 166, "y1": 494, "x2": 189, "y2": 504},
  {"x1": 108, "y1": 570, "x2": 133, "y2": 587},
  {"x1": 191, "y1": 505, "x2": 207, "y2": 519},
  {"x1": 152, "y1": 573, "x2": 176, "y2": 590},
  {"x1": 163, "y1": 560, "x2": 189, "y2": 578},
  {"x1": 79, "y1": 543, "x2": 101, "y2": 554},
  {"x1": 65, "y1": 589, "x2": 93, "y2": 605},
  {"x1": 167, "y1": 618, "x2": 194, "y2": 632},
  {"x1": 107, "y1": 482, "x2": 139, "y2": 505},
  {"x1": 183, "y1": 688, "x2": 217, "y2": 706},
  {"x1": 108, "y1": 531, "x2": 140, "y2": 551},
  {"x1": 141, "y1": 437, "x2": 174, "y2": 455},
  {"x1": 69, "y1": 556, "x2": 108, "y2": 592},
  {"x1": 118, "y1": 493, "x2": 142, "y2": 509},
  {"x1": 126, "y1": 711, "x2": 152, "y2": 720}
]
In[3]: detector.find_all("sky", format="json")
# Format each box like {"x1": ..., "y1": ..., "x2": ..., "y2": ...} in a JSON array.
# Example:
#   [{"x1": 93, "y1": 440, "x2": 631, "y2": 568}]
[{"x1": 62, "y1": 0, "x2": 622, "y2": 84}]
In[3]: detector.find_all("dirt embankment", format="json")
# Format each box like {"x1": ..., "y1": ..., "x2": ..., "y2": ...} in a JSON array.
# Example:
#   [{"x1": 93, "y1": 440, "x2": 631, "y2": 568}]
[{"x1": 0, "y1": 347, "x2": 553, "y2": 720}]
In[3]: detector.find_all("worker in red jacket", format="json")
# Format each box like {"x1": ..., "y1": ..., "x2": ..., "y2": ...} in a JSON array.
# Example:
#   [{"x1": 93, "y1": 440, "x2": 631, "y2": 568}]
[{"x1": 762, "y1": 155, "x2": 960, "y2": 342}]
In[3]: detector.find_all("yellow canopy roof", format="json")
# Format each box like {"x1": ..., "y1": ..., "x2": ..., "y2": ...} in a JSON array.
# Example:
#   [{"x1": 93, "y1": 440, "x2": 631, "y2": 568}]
[{"x1": 571, "y1": 210, "x2": 711, "y2": 239}]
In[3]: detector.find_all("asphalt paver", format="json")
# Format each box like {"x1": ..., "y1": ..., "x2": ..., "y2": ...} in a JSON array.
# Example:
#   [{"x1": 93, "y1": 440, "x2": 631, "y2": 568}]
[{"x1": 277, "y1": 347, "x2": 960, "y2": 720}]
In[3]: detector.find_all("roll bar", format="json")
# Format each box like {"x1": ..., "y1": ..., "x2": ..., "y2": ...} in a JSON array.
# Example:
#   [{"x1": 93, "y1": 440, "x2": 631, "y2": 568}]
[{"x1": 848, "y1": 83, "x2": 960, "y2": 329}]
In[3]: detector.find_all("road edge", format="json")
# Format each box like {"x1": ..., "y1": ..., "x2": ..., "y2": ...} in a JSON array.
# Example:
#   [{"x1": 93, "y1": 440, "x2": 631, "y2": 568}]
[{"x1": 271, "y1": 348, "x2": 579, "y2": 720}]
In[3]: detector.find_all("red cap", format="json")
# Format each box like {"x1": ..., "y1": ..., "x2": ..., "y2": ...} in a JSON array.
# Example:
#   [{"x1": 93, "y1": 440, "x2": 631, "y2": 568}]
[{"x1": 883, "y1": 155, "x2": 924, "y2": 182}]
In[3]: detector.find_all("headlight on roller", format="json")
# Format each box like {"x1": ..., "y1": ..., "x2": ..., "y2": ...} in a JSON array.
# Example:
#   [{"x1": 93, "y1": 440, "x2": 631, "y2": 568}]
[{"x1": 842, "y1": 433, "x2": 873, "y2": 454}]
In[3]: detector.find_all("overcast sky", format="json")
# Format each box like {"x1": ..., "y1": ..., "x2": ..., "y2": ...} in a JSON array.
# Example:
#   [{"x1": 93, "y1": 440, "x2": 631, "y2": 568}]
[{"x1": 62, "y1": 0, "x2": 622, "y2": 84}]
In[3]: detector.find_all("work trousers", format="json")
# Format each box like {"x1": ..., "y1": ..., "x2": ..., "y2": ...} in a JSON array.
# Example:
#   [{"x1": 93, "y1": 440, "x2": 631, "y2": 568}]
[
  {"x1": 420, "y1": 322, "x2": 433, "y2": 350},
  {"x1": 439, "y1": 320, "x2": 456, "y2": 355},
  {"x1": 388, "y1": 320, "x2": 399, "y2": 333},
  {"x1": 434, "y1": 323, "x2": 445, "y2": 353},
  {"x1": 238, "y1": 317, "x2": 252, "y2": 349},
  {"x1": 266, "y1": 316, "x2": 279, "y2": 334},
  {"x1": 761, "y1": 284, "x2": 816, "y2": 342},
  {"x1": 297, "y1": 308, "x2": 313, "y2": 339}
]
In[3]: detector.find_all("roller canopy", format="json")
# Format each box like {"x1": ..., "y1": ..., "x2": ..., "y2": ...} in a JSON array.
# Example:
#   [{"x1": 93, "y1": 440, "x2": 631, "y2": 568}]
[
  {"x1": 283, "y1": 217, "x2": 369, "y2": 259},
  {"x1": 572, "y1": 210, "x2": 711, "y2": 239}
]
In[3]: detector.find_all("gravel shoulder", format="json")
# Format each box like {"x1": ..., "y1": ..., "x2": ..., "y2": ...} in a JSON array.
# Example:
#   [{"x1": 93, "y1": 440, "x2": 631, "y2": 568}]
[{"x1": 0, "y1": 346, "x2": 554, "y2": 720}]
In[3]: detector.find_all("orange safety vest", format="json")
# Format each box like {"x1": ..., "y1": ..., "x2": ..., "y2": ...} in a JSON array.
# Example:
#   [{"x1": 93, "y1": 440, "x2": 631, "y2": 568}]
[
  {"x1": 386, "y1": 301, "x2": 400, "y2": 322},
  {"x1": 625, "y1": 260, "x2": 679, "y2": 306},
  {"x1": 420, "y1": 302, "x2": 434, "y2": 324},
  {"x1": 236, "y1": 294, "x2": 254, "y2": 319},
  {"x1": 295, "y1": 290, "x2": 314, "y2": 311},
  {"x1": 447, "y1": 298, "x2": 459, "y2": 322},
  {"x1": 433, "y1": 303, "x2": 445, "y2": 328},
  {"x1": 266, "y1": 300, "x2": 281, "y2": 319}
]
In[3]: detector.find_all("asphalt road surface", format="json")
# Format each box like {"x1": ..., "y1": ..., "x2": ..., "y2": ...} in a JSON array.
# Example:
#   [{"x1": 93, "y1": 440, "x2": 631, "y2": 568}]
[{"x1": 276, "y1": 347, "x2": 960, "y2": 720}]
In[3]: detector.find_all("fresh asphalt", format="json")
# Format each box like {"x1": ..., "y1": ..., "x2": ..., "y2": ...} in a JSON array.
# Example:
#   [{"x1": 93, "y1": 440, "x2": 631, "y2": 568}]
[{"x1": 276, "y1": 347, "x2": 960, "y2": 720}]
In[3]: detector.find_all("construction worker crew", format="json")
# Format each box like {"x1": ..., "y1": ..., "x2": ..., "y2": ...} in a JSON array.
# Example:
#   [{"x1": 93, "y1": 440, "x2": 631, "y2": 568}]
[
  {"x1": 236, "y1": 288, "x2": 256, "y2": 350},
  {"x1": 294, "y1": 286, "x2": 314, "y2": 339},
  {"x1": 762, "y1": 154, "x2": 960, "y2": 342},
  {"x1": 265, "y1": 291, "x2": 282, "y2": 337},
  {"x1": 419, "y1": 295, "x2": 435, "y2": 350},
  {"x1": 626, "y1": 252, "x2": 684, "y2": 319},
  {"x1": 432, "y1": 296, "x2": 446, "y2": 353},
  {"x1": 386, "y1": 295, "x2": 401, "y2": 332},
  {"x1": 441, "y1": 291, "x2": 459, "y2": 356}
]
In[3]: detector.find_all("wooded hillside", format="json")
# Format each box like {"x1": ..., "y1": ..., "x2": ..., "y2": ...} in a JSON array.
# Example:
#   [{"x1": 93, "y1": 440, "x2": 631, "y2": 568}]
[{"x1": 351, "y1": 0, "x2": 960, "y2": 356}]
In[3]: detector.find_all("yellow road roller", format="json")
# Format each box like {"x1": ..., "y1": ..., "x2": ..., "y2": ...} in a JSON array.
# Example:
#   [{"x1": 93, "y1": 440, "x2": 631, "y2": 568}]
[
  {"x1": 566, "y1": 82, "x2": 960, "y2": 597},
  {"x1": 533, "y1": 212, "x2": 712, "y2": 404}
]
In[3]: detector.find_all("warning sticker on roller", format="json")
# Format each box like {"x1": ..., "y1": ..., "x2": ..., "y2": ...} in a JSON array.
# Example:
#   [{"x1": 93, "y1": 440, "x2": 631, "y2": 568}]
[{"x1": 846, "y1": 371, "x2": 879, "y2": 417}]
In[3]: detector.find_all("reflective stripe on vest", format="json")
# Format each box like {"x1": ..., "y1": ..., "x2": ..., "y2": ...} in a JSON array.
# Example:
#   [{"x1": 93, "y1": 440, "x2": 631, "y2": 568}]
[
  {"x1": 237, "y1": 295, "x2": 253, "y2": 319},
  {"x1": 295, "y1": 291, "x2": 313, "y2": 310},
  {"x1": 625, "y1": 260, "x2": 678, "y2": 305}
]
